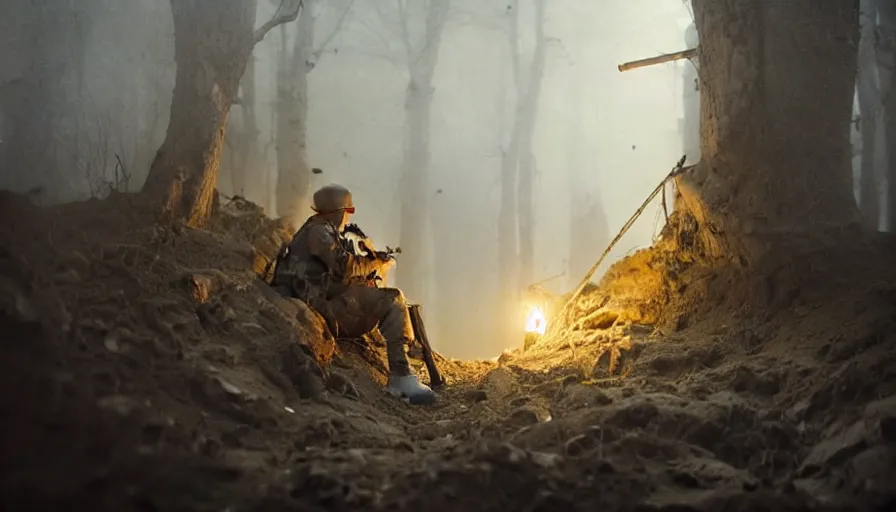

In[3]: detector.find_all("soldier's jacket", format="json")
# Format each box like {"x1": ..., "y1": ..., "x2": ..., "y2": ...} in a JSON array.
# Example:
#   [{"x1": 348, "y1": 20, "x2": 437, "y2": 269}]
[{"x1": 272, "y1": 216, "x2": 381, "y2": 303}]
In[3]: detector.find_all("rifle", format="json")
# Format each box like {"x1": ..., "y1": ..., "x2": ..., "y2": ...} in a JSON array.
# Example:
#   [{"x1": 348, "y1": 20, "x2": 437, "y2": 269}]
[
  {"x1": 342, "y1": 223, "x2": 401, "y2": 287},
  {"x1": 341, "y1": 225, "x2": 443, "y2": 387},
  {"x1": 407, "y1": 303, "x2": 445, "y2": 388},
  {"x1": 342, "y1": 223, "x2": 401, "y2": 260}
]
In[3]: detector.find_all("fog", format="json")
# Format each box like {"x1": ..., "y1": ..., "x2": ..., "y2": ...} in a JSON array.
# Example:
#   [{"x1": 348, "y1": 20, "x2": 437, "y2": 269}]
[{"x1": 0, "y1": 0, "x2": 696, "y2": 360}]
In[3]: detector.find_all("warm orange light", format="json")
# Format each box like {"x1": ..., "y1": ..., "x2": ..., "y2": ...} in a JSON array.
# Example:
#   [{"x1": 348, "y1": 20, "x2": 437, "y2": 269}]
[{"x1": 525, "y1": 306, "x2": 547, "y2": 335}]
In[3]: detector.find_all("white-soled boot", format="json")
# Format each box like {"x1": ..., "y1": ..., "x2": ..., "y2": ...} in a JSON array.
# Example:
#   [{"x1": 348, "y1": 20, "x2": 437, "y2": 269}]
[{"x1": 387, "y1": 375, "x2": 437, "y2": 405}]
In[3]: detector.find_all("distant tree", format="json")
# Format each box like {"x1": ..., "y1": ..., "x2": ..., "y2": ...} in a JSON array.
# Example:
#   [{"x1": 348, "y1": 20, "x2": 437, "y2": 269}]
[
  {"x1": 365, "y1": 0, "x2": 451, "y2": 303},
  {"x1": 513, "y1": 0, "x2": 547, "y2": 290},
  {"x1": 681, "y1": 22, "x2": 700, "y2": 164},
  {"x1": 229, "y1": 54, "x2": 262, "y2": 200},
  {"x1": 857, "y1": 0, "x2": 882, "y2": 229},
  {"x1": 142, "y1": 0, "x2": 302, "y2": 227},
  {"x1": 496, "y1": 0, "x2": 547, "y2": 341},
  {"x1": 275, "y1": 0, "x2": 354, "y2": 223},
  {"x1": 879, "y1": 1, "x2": 896, "y2": 230},
  {"x1": 496, "y1": 19, "x2": 518, "y2": 334},
  {"x1": 682, "y1": 1, "x2": 858, "y2": 259},
  {"x1": 565, "y1": 71, "x2": 609, "y2": 289},
  {"x1": 0, "y1": 2, "x2": 89, "y2": 200},
  {"x1": 90, "y1": 0, "x2": 173, "y2": 188}
]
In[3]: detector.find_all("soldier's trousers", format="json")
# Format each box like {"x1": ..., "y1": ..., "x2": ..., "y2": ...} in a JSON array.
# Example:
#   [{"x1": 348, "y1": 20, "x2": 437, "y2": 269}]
[{"x1": 326, "y1": 286, "x2": 415, "y2": 376}]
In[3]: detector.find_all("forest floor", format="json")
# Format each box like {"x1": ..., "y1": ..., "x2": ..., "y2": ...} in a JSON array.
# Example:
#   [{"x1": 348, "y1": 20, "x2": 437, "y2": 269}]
[{"x1": 1, "y1": 191, "x2": 895, "y2": 512}]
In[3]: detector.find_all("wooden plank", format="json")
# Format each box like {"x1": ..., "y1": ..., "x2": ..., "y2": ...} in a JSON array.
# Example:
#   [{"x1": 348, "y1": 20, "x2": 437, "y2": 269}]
[{"x1": 618, "y1": 48, "x2": 698, "y2": 72}]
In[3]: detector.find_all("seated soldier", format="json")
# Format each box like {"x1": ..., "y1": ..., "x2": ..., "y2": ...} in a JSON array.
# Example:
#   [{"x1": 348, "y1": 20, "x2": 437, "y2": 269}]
[{"x1": 271, "y1": 184, "x2": 436, "y2": 405}]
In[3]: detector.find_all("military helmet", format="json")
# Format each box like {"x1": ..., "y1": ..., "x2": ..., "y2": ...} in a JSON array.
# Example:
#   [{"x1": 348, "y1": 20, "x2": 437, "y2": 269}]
[{"x1": 312, "y1": 184, "x2": 354, "y2": 214}]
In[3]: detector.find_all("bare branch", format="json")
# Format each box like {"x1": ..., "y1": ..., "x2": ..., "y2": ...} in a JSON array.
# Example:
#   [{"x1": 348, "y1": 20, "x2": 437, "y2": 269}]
[
  {"x1": 255, "y1": 0, "x2": 304, "y2": 44},
  {"x1": 394, "y1": 0, "x2": 415, "y2": 67},
  {"x1": 289, "y1": 5, "x2": 313, "y2": 76},
  {"x1": 340, "y1": 47, "x2": 405, "y2": 72},
  {"x1": 411, "y1": 0, "x2": 450, "y2": 70},
  {"x1": 312, "y1": 0, "x2": 356, "y2": 60},
  {"x1": 353, "y1": 15, "x2": 401, "y2": 64},
  {"x1": 509, "y1": 0, "x2": 522, "y2": 91}
]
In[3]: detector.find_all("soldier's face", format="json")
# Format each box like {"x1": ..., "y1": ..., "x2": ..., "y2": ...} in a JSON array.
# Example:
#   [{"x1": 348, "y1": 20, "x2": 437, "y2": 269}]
[{"x1": 339, "y1": 208, "x2": 353, "y2": 229}]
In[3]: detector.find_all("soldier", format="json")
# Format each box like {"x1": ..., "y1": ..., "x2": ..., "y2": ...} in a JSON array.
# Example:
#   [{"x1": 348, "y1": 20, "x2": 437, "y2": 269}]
[{"x1": 271, "y1": 184, "x2": 437, "y2": 405}]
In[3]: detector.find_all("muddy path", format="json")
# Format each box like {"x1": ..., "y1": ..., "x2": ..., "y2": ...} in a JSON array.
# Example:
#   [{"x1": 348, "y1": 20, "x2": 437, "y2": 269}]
[{"x1": 1, "y1": 194, "x2": 895, "y2": 512}]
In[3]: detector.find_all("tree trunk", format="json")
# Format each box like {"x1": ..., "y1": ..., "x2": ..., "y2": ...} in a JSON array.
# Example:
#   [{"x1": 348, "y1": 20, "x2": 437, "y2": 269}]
[
  {"x1": 879, "y1": 0, "x2": 896, "y2": 230},
  {"x1": 70, "y1": 4, "x2": 92, "y2": 97},
  {"x1": 566, "y1": 71, "x2": 609, "y2": 288},
  {"x1": 234, "y1": 54, "x2": 262, "y2": 200},
  {"x1": 497, "y1": 1, "x2": 520, "y2": 332},
  {"x1": 275, "y1": 4, "x2": 314, "y2": 224},
  {"x1": 681, "y1": 0, "x2": 859, "y2": 260},
  {"x1": 220, "y1": 126, "x2": 239, "y2": 196},
  {"x1": 497, "y1": 49, "x2": 520, "y2": 347},
  {"x1": 395, "y1": 1, "x2": 450, "y2": 303},
  {"x1": 682, "y1": 22, "x2": 700, "y2": 164},
  {"x1": 516, "y1": 0, "x2": 547, "y2": 288},
  {"x1": 857, "y1": 0, "x2": 881, "y2": 229},
  {"x1": 142, "y1": 0, "x2": 256, "y2": 227},
  {"x1": 0, "y1": 3, "x2": 79, "y2": 199},
  {"x1": 517, "y1": 149, "x2": 536, "y2": 285},
  {"x1": 498, "y1": 145, "x2": 520, "y2": 296},
  {"x1": 396, "y1": 80, "x2": 434, "y2": 303}
]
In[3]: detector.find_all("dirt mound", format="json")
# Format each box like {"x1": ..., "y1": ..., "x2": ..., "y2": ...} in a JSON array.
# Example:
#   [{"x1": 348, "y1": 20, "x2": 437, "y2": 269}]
[
  {"x1": 509, "y1": 213, "x2": 896, "y2": 511},
  {"x1": 2, "y1": 193, "x2": 896, "y2": 511}
]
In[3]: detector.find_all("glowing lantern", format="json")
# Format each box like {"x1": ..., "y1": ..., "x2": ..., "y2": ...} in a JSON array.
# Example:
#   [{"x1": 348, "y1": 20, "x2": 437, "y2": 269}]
[
  {"x1": 523, "y1": 306, "x2": 547, "y2": 351},
  {"x1": 525, "y1": 306, "x2": 547, "y2": 335}
]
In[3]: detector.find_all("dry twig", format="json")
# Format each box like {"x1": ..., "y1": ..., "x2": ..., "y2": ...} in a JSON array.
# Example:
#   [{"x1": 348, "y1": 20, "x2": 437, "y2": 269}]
[
  {"x1": 552, "y1": 156, "x2": 693, "y2": 333},
  {"x1": 255, "y1": 0, "x2": 305, "y2": 44}
]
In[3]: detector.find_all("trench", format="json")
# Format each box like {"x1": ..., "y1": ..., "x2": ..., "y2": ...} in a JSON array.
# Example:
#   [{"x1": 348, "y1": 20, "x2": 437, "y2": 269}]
[{"x1": 1, "y1": 193, "x2": 895, "y2": 512}]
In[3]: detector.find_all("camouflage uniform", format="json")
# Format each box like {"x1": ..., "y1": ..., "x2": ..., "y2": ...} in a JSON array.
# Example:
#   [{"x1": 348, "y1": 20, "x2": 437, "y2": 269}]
[{"x1": 272, "y1": 215, "x2": 414, "y2": 376}]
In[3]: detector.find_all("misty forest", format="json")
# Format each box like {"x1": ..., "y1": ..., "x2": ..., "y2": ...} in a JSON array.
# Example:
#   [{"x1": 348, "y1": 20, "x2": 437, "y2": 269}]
[{"x1": 2, "y1": 0, "x2": 896, "y2": 510}]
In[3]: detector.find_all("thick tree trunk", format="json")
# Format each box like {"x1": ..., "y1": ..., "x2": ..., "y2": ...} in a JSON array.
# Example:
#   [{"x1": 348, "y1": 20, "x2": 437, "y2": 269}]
[
  {"x1": 879, "y1": 1, "x2": 896, "y2": 230},
  {"x1": 275, "y1": 5, "x2": 314, "y2": 224},
  {"x1": 142, "y1": 0, "x2": 256, "y2": 227},
  {"x1": 857, "y1": 0, "x2": 881, "y2": 229},
  {"x1": 395, "y1": 1, "x2": 449, "y2": 303},
  {"x1": 681, "y1": 0, "x2": 859, "y2": 260}
]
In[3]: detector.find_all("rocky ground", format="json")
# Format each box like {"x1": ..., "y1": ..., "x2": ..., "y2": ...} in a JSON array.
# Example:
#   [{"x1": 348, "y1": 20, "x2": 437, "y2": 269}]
[{"x1": 1, "y1": 191, "x2": 895, "y2": 512}]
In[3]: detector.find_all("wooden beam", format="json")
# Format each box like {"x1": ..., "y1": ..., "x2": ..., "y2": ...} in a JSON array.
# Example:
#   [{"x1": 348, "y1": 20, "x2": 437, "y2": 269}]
[{"x1": 618, "y1": 48, "x2": 698, "y2": 72}]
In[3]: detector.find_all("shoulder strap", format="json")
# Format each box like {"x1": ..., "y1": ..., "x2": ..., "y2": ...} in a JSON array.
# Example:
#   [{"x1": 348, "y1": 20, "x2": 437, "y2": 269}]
[{"x1": 263, "y1": 243, "x2": 289, "y2": 285}]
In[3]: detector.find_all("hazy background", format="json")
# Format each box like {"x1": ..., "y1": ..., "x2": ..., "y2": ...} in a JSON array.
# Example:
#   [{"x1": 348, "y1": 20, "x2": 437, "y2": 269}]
[{"x1": 1, "y1": 0, "x2": 699, "y2": 359}]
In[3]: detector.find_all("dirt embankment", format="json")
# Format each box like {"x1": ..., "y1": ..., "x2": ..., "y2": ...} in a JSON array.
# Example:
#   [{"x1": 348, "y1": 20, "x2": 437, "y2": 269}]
[{"x1": 1, "y1": 193, "x2": 895, "y2": 512}]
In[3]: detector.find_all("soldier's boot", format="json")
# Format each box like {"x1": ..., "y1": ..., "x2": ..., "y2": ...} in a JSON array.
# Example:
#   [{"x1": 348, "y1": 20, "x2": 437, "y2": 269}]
[
  {"x1": 380, "y1": 294, "x2": 437, "y2": 405},
  {"x1": 387, "y1": 374, "x2": 436, "y2": 405}
]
